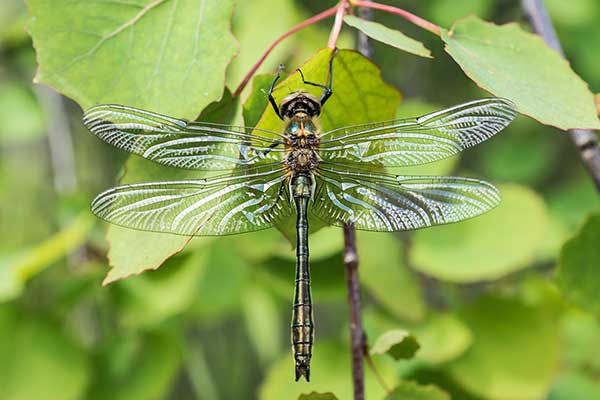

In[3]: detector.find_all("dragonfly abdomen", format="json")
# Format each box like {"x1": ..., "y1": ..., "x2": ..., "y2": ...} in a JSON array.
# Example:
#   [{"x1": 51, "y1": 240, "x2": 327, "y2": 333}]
[{"x1": 291, "y1": 175, "x2": 314, "y2": 381}]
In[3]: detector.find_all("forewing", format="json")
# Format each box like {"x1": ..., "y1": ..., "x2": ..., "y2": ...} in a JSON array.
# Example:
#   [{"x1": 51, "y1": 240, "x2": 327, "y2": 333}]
[
  {"x1": 311, "y1": 167, "x2": 500, "y2": 231},
  {"x1": 91, "y1": 167, "x2": 291, "y2": 236},
  {"x1": 83, "y1": 104, "x2": 285, "y2": 170},
  {"x1": 319, "y1": 98, "x2": 516, "y2": 167}
]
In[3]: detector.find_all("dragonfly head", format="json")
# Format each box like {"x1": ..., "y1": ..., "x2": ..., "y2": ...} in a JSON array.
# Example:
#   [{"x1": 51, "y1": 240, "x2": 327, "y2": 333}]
[{"x1": 280, "y1": 91, "x2": 321, "y2": 119}]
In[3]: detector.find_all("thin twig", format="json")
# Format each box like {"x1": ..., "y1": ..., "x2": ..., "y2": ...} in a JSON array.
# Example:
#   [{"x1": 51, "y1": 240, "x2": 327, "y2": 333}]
[
  {"x1": 521, "y1": 0, "x2": 600, "y2": 192},
  {"x1": 357, "y1": 1, "x2": 374, "y2": 59},
  {"x1": 327, "y1": 0, "x2": 349, "y2": 49},
  {"x1": 365, "y1": 352, "x2": 391, "y2": 394},
  {"x1": 233, "y1": 5, "x2": 338, "y2": 97},
  {"x1": 352, "y1": 0, "x2": 442, "y2": 36},
  {"x1": 343, "y1": 222, "x2": 365, "y2": 400}
]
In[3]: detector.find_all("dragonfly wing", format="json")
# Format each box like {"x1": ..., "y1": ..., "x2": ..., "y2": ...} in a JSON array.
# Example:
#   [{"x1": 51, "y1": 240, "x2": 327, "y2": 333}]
[
  {"x1": 91, "y1": 167, "x2": 292, "y2": 236},
  {"x1": 83, "y1": 104, "x2": 285, "y2": 170},
  {"x1": 311, "y1": 167, "x2": 500, "y2": 231},
  {"x1": 319, "y1": 98, "x2": 516, "y2": 167}
]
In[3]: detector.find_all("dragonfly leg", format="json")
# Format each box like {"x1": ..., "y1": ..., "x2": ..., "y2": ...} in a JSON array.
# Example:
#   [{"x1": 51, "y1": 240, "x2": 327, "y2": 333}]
[
  {"x1": 268, "y1": 64, "x2": 284, "y2": 120},
  {"x1": 297, "y1": 48, "x2": 337, "y2": 106}
]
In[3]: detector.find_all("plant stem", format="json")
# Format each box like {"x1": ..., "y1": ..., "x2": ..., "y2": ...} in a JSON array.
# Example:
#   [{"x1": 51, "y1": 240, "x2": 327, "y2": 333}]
[
  {"x1": 327, "y1": 0, "x2": 349, "y2": 49},
  {"x1": 522, "y1": 0, "x2": 600, "y2": 192},
  {"x1": 357, "y1": 1, "x2": 374, "y2": 59},
  {"x1": 233, "y1": 5, "x2": 338, "y2": 97},
  {"x1": 344, "y1": 222, "x2": 365, "y2": 400},
  {"x1": 352, "y1": 0, "x2": 442, "y2": 36}
]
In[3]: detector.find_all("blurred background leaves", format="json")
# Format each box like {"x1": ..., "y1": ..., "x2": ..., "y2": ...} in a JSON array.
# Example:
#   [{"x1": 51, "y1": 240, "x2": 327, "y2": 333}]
[{"x1": 0, "y1": 0, "x2": 599, "y2": 399}]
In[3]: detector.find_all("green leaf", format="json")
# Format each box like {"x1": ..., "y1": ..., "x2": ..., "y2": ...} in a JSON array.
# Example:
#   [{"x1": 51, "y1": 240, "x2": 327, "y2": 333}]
[
  {"x1": 442, "y1": 15, "x2": 600, "y2": 130},
  {"x1": 259, "y1": 341, "x2": 398, "y2": 400},
  {"x1": 0, "y1": 305, "x2": 90, "y2": 400},
  {"x1": 115, "y1": 251, "x2": 207, "y2": 327},
  {"x1": 385, "y1": 381, "x2": 449, "y2": 400},
  {"x1": 87, "y1": 332, "x2": 180, "y2": 400},
  {"x1": 358, "y1": 231, "x2": 425, "y2": 322},
  {"x1": 371, "y1": 329, "x2": 420, "y2": 360},
  {"x1": 248, "y1": 48, "x2": 401, "y2": 241},
  {"x1": 556, "y1": 214, "x2": 600, "y2": 317},
  {"x1": 343, "y1": 16, "x2": 432, "y2": 58},
  {"x1": 364, "y1": 310, "x2": 472, "y2": 366},
  {"x1": 298, "y1": 392, "x2": 338, "y2": 400},
  {"x1": 411, "y1": 184, "x2": 549, "y2": 282},
  {"x1": 448, "y1": 296, "x2": 560, "y2": 400},
  {"x1": 27, "y1": 0, "x2": 237, "y2": 116},
  {"x1": 102, "y1": 90, "x2": 240, "y2": 284}
]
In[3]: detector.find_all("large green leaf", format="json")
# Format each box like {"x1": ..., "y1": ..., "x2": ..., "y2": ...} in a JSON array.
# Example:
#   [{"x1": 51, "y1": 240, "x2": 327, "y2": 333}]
[
  {"x1": 27, "y1": 0, "x2": 238, "y2": 284},
  {"x1": 556, "y1": 215, "x2": 600, "y2": 317},
  {"x1": 247, "y1": 48, "x2": 401, "y2": 241},
  {"x1": 442, "y1": 16, "x2": 600, "y2": 130},
  {"x1": 448, "y1": 296, "x2": 560, "y2": 400},
  {"x1": 343, "y1": 16, "x2": 432, "y2": 58},
  {"x1": 102, "y1": 90, "x2": 240, "y2": 284},
  {"x1": 0, "y1": 305, "x2": 90, "y2": 400},
  {"x1": 410, "y1": 184, "x2": 549, "y2": 282},
  {"x1": 27, "y1": 0, "x2": 237, "y2": 116}
]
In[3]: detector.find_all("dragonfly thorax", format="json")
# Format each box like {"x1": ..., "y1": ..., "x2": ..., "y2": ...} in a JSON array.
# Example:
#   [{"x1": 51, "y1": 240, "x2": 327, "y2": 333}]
[{"x1": 284, "y1": 113, "x2": 320, "y2": 173}]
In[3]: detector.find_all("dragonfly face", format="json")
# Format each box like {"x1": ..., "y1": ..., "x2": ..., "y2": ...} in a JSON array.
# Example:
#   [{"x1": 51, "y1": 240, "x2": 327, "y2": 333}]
[{"x1": 83, "y1": 51, "x2": 517, "y2": 382}]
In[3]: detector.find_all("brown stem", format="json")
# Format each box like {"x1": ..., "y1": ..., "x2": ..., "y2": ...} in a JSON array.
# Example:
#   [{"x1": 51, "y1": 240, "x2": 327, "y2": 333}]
[
  {"x1": 352, "y1": 0, "x2": 442, "y2": 36},
  {"x1": 233, "y1": 5, "x2": 338, "y2": 97},
  {"x1": 357, "y1": 1, "x2": 374, "y2": 59},
  {"x1": 522, "y1": 0, "x2": 600, "y2": 192},
  {"x1": 344, "y1": 222, "x2": 365, "y2": 400}
]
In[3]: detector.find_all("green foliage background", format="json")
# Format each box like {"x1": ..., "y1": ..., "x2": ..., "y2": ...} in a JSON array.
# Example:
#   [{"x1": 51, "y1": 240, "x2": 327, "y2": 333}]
[{"x1": 1, "y1": 0, "x2": 600, "y2": 399}]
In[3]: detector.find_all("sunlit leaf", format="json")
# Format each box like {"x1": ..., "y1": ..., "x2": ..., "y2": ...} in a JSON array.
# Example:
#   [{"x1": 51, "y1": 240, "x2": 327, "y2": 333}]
[
  {"x1": 442, "y1": 16, "x2": 600, "y2": 130},
  {"x1": 556, "y1": 214, "x2": 600, "y2": 317},
  {"x1": 247, "y1": 48, "x2": 401, "y2": 241},
  {"x1": 385, "y1": 381, "x2": 449, "y2": 400},
  {"x1": 27, "y1": 0, "x2": 237, "y2": 116},
  {"x1": 102, "y1": 90, "x2": 240, "y2": 283},
  {"x1": 343, "y1": 16, "x2": 432, "y2": 58},
  {"x1": 370, "y1": 329, "x2": 420, "y2": 360},
  {"x1": 448, "y1": 296, "x2": 560, "y2": 400},
  {"x1": 411, "y1": 184, "x2": 549, "y2": 282}
]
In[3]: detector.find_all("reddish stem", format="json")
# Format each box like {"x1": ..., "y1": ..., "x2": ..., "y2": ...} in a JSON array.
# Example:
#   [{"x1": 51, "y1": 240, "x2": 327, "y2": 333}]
[
  {"x1": 233, "y1": 5, "x2": 338, "y2": 97},
  {"x1": 328, "y1": 0, "x2": 349, "y2": 49},
  {"x1": 352, "y1": 0, "x2": 442, "y2": 36}
]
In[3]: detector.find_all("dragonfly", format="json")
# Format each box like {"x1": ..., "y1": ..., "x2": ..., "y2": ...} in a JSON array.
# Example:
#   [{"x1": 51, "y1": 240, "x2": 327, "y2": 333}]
[{"x1": 83, "y1": 52, "x2": 516, "y2": 382}]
